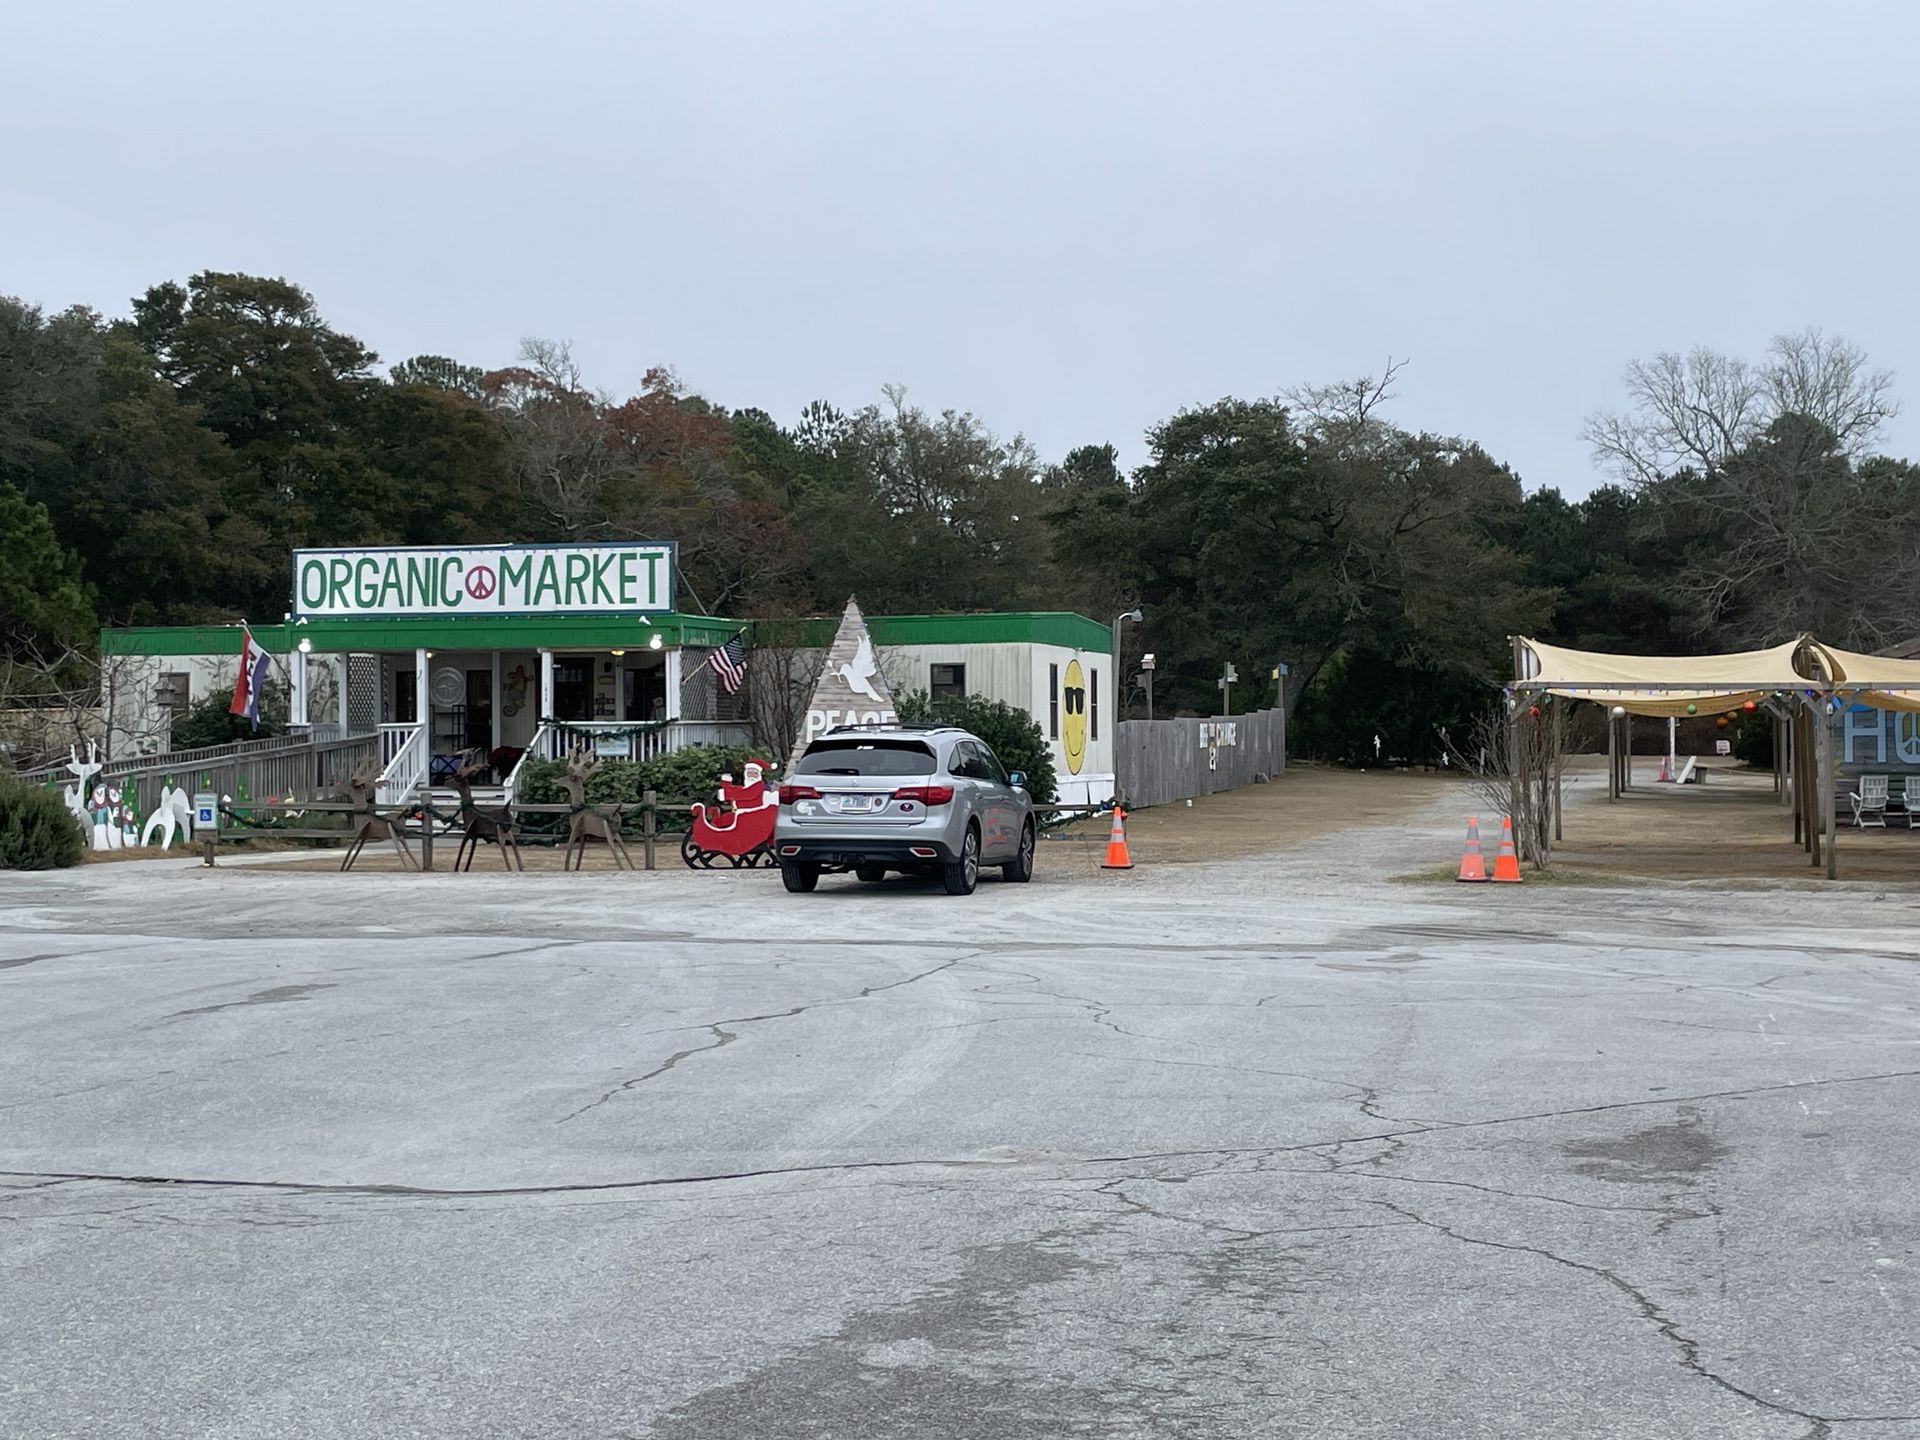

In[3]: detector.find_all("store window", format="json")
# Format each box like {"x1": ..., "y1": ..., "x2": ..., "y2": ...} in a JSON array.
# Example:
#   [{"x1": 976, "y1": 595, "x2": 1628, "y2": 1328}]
[
  {"x1": 157, "y1": 673, "x2": 191, "y2": 726},
  {"x1": 931, "y1": 663, "x2": 966, "y2": 701}
]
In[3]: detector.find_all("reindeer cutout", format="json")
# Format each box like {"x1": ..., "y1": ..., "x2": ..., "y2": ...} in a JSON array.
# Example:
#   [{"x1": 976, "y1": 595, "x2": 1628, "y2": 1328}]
[
  {"x1": 340, "y1": 758, "x2": 417, "y2": 872},
  {"x1": 63, "y1": 743, "x2": 101, "y2": 843},
  {"x1": 451, "y1": 752, "x2": 522, "y2": 872},
  {"x1": 560, "y1": 750, "x2": 633, "y2": 871}
]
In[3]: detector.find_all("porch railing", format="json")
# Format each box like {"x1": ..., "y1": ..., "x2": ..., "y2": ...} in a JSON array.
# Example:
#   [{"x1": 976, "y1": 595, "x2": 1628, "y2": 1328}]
[
  {"x1": 376, "y1": 723, "x2": 428, "y2": 806},
  {"x1": 502, "y1": 724, "x2": 552, "y2": 804}
]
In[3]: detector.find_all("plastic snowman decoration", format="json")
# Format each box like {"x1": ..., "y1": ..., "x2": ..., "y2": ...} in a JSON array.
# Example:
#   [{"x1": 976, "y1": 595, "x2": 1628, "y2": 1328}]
[{"x1": 89, "y1": 782, "x2": 117, "y2": 851}]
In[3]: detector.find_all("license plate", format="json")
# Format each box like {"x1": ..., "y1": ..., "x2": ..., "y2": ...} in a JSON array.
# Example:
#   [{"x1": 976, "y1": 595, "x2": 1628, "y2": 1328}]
[{"x1": 837, "y1": 796, "x2": 880, "y2": 812}]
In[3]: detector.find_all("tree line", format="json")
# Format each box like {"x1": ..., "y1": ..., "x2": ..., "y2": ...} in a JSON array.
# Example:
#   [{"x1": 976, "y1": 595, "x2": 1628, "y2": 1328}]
[{"x1": 2, "y1": 271, "x2": 1913, "y2": 765}]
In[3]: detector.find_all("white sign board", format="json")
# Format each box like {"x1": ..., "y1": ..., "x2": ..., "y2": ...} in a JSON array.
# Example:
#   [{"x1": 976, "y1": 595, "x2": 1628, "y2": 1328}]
[{"x1": 293, "y1": 543, "x2": 674, "y2": 618}]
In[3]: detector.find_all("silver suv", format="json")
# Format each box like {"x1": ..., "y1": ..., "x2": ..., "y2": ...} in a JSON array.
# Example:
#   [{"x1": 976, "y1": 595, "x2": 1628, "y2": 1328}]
[{"x1": 775, "y1": 724, "x2": 1036, "y2": 895}]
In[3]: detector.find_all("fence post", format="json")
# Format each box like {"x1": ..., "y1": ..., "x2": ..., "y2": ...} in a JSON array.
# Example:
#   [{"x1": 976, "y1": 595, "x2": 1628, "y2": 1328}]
[
  {"x1": 420, "y1": 801, "x2": 434, "y2": 872},
  {"x1": 643, "y1": 789, "x2": 657, "y2": 871}
]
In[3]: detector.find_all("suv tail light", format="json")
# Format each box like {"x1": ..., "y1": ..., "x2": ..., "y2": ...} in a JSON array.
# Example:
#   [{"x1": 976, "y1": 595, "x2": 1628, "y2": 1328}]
[
  {"x1": 891, "y1": 784, "x2": 955, "y2": 805},
  {"x1": 779, "y1": 784, "x2": 821, "y2": 804}
]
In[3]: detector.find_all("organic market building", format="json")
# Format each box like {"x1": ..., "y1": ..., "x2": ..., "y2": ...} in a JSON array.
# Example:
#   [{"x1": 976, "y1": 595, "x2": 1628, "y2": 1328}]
[{"x1": 102, "y1": 541, "x2": 1119, "y2": 803}]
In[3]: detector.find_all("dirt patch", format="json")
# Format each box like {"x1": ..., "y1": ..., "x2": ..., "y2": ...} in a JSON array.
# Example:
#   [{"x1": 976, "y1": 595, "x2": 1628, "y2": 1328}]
[
  {"x1": 1044, "y1": 764, "x2": 1466, "y2": 866},
  {"x1": 81, "y1": 845, "x2": 194, "y2": 864},
  {"x1": 224, "y1": 837, "x2": 718, "y2": 874},
  {"x1": 1548, "y1": 760, "x2": 1920, "y2": 886}
]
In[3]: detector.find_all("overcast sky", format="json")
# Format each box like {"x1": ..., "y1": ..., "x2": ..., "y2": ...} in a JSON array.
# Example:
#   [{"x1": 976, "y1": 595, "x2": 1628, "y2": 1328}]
[{"x1": 6, "y1": 1, "x2": 1918, "y2": 494}]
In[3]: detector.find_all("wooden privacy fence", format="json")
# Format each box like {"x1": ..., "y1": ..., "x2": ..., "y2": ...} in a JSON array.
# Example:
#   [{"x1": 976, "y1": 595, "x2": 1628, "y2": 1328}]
[{"x1": 1114, "y1": 709, "x2": 1286, "y2": 809}]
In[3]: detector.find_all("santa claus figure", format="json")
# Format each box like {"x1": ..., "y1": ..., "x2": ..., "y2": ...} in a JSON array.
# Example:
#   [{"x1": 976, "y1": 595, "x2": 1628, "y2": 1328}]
[{"x1": 716, "y1": 758, "x2": 776, "y2": 812}]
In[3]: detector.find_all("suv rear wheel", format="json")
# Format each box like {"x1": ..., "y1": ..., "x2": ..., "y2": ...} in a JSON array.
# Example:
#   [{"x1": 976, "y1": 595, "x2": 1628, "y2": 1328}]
[
  {"x1": 780, "y1": 861, "x2": 820, "y2": 893},
  {"x1": 1001, "y1": 821, "x2": 1035, "y2": 883},
  {"x1": 943, "y1": 825, "x2": 980, "y2": 896}
]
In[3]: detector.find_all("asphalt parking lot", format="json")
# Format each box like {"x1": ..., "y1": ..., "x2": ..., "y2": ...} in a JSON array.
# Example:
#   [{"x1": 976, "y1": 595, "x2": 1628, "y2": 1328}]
[{"x1": 3, "y1": 782, "x2": 1918, "y2": 1438}]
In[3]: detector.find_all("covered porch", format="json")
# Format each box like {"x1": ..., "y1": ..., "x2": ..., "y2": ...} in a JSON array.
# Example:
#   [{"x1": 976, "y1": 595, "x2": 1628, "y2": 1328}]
[{"x1": 281, "y1": 612, "x2": 752, "y2": 800}]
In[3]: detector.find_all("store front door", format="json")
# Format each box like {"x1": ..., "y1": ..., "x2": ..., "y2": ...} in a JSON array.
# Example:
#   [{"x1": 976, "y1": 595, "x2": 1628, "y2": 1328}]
[{"x1": 552, "y1": 656, "x2": 593, "y2": 722}]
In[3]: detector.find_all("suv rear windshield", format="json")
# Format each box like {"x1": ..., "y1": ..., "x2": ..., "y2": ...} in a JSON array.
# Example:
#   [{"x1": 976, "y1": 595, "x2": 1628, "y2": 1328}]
[{"x1": 795, "y1": 739, "x2": 938, "y2": 777}]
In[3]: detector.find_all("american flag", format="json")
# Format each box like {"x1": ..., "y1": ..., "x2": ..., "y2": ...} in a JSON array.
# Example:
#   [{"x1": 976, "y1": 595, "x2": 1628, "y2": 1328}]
[{"x1": 712, "y1": 632, "x2": 747, "y2": 695}]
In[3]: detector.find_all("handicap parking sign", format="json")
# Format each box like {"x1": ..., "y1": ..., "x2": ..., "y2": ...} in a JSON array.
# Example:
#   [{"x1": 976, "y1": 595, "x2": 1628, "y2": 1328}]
[{"x1": 193, "y1": 792, "x2": 219, "y2": 830}]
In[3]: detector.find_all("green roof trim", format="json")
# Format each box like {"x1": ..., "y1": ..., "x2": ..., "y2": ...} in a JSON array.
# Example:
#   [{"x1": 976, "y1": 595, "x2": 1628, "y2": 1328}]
[
  {"x1": 754, "y1": 611, "x2": 1113, "y2": 654},
  {"x1": 102, "y1": 609, "x2": 1113, "y2": 657},
  {"x1": 100, "y1": 611, "x2": 743, "y2": 656}
]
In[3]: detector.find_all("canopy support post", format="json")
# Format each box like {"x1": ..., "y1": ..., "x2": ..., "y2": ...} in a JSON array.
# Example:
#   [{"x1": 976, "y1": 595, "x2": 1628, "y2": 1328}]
[
  {"x1": 1624, "y1": 715, "x2": 1633, "y2": 791},
  {"x1": 1552, "y1": 700, "x2": 1564, "y2": 842},
  {"x1": 1507, "y1": 638, "x2": 1523, "y2": 847},
  {"x1": 1822, "y1": 697, "x2": 1838, "y2": 881},
  {"x1": 1607, "y1": 710, "x2": 1618, "y2": 802}
]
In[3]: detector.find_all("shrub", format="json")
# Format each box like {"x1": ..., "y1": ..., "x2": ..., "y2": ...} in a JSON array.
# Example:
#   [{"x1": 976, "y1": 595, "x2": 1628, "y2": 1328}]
[
  {"x1": 895, "y1": 691, "x2": 1057, "y2": 804},
  {"x1": 170, "y1": 686, "x2": 286, "y2": 749},
  {"x1": 0, "y1": 777, "x2": 86, "y2": 870},
  {"x1": 513, "y1": 745, "x2": 769, "y2": 834},
  {"x1": 1731, "y1": 709, "x2": 1774, "y2": 769}
]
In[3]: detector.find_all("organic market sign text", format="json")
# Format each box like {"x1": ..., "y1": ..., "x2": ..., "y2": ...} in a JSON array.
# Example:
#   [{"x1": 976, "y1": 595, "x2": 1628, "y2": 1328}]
[{"x1": 293, "y1": 544, "x2": 674, "y2": 618}]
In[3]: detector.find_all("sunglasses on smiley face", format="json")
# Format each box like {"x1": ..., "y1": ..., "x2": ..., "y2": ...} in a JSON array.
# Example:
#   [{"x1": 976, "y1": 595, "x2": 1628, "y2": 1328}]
[{"x1": 1064, "y1": 685, "x2": 1086, "y2": 715}]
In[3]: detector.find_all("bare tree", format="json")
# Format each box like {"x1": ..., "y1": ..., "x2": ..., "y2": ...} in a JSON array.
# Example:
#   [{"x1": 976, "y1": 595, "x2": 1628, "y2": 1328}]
[
  {"x1": 1284, "y1": 356, "x2": 1407, "y2": 454},
  {"x1": 482, "y1": 339, "x2": 623, "y2": 538},
  {"x1": 1442, "y1": 703, "x2": 1556, "y2": 870},
  {"x1": 743, "y1": 625, "x2": 819, "y2": 764},
  {"x1": 0, "y1": 636, "x2": 107, "y2": 772},
  {"x1": 1586, "y1": 328, "x2": 1897, "y2": 484}
]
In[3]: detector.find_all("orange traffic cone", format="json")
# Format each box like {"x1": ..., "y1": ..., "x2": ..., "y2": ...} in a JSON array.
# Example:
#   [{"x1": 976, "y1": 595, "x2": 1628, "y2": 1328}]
[
  {"x1": 1492, "y1": 816, "x2": 1522, "y2": 882},
  {"x1": 1456, "y1": 816, "x2": 1488, "y2": 882},
  {"x1": 1101, "y1": 806, "x2": 1134, "y2": 870}
]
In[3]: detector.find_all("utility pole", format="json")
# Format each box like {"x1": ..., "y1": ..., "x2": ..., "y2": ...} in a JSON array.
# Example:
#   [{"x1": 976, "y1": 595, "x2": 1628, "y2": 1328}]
[
  {"x1": 1218, "y1": 662, "x2": 1237, "y2": 717},
  {"x1": 1140, "y1": 653, "x2": 1156, "y2": 722}
]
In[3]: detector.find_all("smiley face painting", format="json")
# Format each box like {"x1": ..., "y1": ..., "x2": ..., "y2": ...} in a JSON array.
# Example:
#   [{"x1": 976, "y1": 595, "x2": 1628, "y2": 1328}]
[{"x1": 1062, "y1": 658, "x2": 1087, "y2": 774}]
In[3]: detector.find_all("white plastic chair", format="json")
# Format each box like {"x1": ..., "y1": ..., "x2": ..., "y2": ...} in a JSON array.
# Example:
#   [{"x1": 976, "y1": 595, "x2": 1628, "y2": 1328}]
[
  {"x1": 1896, "y1": 775, "x2": 1919, "y2": 830},
  {"x1": 1850, "y1": 774, "x2": 1890, "y2": 828}
]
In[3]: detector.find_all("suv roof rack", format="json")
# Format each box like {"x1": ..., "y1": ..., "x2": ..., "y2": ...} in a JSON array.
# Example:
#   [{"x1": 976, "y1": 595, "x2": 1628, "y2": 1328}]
[{"x1": 822, "y1": 722, "x2": 958, "y2": 735}]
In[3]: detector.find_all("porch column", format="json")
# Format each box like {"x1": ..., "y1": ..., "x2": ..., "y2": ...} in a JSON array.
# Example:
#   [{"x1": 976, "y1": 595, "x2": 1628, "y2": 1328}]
[
  {"x1": 539, "y1": 649, "x2": 555, "y2": 721},
  {"x1": 491, "y1": 651, "x2": 502, "y2": 751},
  {"x1": 289, "y1": 646, "x2": 309, "y2": 728},
  {"x1": 665, "y1": 646, "x2": 683, "y2": 722},
  {"x1": 414, "y1": 648, "x2": 429, "y2": 726},
  {"x1": 337, "y1": 655, "x2": 351, "y2": 733}
]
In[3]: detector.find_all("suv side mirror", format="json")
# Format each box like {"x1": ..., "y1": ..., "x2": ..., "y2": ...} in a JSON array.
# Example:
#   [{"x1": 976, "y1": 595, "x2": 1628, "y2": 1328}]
[{"x1": 1008, "y1": 771, "x2": 1026, "y2": 790}]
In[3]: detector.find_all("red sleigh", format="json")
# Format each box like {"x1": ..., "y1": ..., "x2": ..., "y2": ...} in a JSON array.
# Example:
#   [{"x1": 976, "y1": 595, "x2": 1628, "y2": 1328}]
[{"x1": 682, "y1": 777, "x2": 779, "y2": 869}]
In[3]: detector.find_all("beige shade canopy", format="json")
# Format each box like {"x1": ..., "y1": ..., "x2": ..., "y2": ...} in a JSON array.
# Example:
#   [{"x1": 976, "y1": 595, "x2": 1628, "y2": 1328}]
[
  {"x1": 1807, "y1": 643, "x2": 1920, "y2": 714},
  {"x1": 1517, "y1": 637, "x2": 1810, "y2": 718}
]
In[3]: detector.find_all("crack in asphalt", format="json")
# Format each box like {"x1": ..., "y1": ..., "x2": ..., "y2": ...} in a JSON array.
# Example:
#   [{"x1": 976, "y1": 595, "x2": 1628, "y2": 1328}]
[
  {"x1": 8, "y1": 1065, "x2": 1916, "y2": 1202},
  {"x1": 553, "y1": 955, "x2": 968, "y2": 1125},
  {"x1": 1328, "y1": 1160, "x2": 1703, "y2": 1219},
  {"x1": 1362, "y1": 1196, "x2": 1918, "y2": 1438},
  {"x1": 553, "y1": 1012, "x2": 794, "y2": 1125}
]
